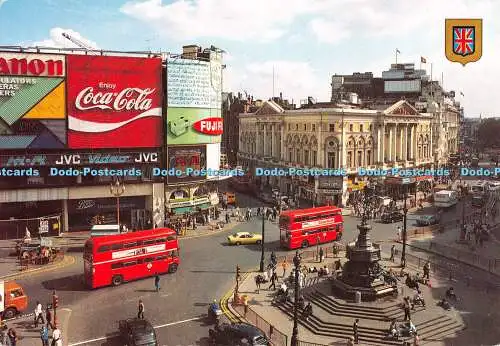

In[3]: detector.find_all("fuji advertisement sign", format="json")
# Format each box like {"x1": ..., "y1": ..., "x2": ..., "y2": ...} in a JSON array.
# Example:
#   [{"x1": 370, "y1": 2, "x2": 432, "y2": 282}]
[{"x1": 192, "y1": 117, "x2": 223, "y2": 135}]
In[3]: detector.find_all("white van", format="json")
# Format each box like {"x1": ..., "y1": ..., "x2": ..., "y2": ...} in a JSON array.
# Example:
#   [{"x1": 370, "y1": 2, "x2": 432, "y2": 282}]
[
  {"x1": 471, "y1": 181, "x2": 489, "y2": 196},
  {"x1": 434, "y1": 190, "x2": 458, "y2": 208},
  {"x1": 90, "y1": 224, "x2": 121, "y2": 237}
]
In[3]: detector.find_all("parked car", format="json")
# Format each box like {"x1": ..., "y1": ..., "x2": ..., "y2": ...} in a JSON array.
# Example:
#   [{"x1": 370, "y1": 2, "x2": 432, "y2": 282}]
[
  {"x1": 208, "y1": 323, "x2": 269, "y2": 345},
  {"x1": 416, "y1": 215, "x2": 440, "y2": 226},
  {"x1": 381, "y1": 211, "x2": 404, "y2": 223},
  {"x1": 118, "y1": 318, "x2": 158, "y2": 346},
  {"x1": 228, "y1": 232, "x2": 262, "y2": 245}
]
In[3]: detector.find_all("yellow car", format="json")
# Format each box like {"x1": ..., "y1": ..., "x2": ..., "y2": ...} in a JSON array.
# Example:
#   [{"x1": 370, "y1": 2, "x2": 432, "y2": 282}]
[{"x1": 227, "y1": 232, "x2": 262, "y2": 245}]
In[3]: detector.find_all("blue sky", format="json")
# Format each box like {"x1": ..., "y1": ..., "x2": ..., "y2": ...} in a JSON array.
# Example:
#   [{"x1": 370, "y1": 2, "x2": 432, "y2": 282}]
[{"x1": 1, "y1": 0, "x2": 498, "y2": 117}]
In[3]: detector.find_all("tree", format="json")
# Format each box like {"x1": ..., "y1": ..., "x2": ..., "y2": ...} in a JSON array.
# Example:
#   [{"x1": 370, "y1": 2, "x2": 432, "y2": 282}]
[{"x1": 477, "y1": 118, "x2": 500, "y2": 149}]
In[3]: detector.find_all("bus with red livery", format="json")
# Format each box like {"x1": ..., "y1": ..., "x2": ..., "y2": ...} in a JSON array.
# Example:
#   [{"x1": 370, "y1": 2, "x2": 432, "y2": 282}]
[
  {"x1": 279, "y1": 206, "x2": 344, "y2": 249},
  {"x1": 83, "y1": 228, "x2": 180, "y2": 289}
]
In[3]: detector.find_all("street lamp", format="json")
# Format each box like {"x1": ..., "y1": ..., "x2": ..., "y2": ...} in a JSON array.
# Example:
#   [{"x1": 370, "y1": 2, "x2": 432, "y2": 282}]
[
  {"x1": 110, "y1": 178, "x2": 125, "y2": 229},
  {"x1": 290, "y1": 250, "x2": 301, "y2": 346},
  {"x1": 259, "y1": 212, "x2": 265, "y2": 272},
  {"x1": 400, "y1": 184, "x2": 409, "y2": 268}
]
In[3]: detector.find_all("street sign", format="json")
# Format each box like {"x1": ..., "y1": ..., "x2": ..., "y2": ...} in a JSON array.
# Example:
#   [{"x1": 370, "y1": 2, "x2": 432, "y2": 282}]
[
  {"x1": 39, "y1": 219, "x2": 49, "y2": 234},
  {"x1": 40, "y1": 238, "x2": 53, "y2": 247}
]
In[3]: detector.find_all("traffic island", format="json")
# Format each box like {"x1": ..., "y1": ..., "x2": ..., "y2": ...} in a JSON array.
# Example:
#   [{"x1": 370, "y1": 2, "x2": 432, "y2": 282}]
[{"x1": 228, "y1": 255, "x2": 466, "y2": 345}]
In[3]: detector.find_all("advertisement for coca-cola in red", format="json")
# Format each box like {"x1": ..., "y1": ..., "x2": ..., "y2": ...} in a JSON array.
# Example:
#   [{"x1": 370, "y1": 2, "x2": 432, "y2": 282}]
[{"x1": 66, "y1": 55, "x2": 162, "y2": 149}]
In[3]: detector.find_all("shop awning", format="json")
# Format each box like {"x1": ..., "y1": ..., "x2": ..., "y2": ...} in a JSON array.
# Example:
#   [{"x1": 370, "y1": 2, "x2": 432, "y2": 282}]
[{"x1": 170, "y1": 203, "x2": 212, "y2": 215}]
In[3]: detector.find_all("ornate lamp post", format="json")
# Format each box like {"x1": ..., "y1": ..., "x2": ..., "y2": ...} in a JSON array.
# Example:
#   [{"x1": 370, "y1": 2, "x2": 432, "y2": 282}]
[
  {"x1": 400, "y1": 183, "x2": 409, "y2": 268},
  {"x1": 259, "y1": 212, "x2": 265, "y2": 272},
  {"x1": 110, "y1": 178, "x2": 125, "y2": 229},
  {"x1": 290, "y1": 250, "x2": 301, "y2": 346}
]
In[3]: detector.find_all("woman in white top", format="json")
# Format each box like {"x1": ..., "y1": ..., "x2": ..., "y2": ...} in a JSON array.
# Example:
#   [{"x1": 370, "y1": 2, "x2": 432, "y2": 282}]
[{"x1": 52, "y1": 327, "x2": 62, "y2": 346}]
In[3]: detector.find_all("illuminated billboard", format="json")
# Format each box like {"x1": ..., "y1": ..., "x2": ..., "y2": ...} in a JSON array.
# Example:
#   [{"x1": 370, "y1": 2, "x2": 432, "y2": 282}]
[
  {"x1": 0, "y1": 52, "x2": 66, "y2": 149},
  {"x1": 66, "y1": 55, "x2": 163, "y2": 149},
  {"x1": 167, "y1": 145, "x2": 207, "y2": 184},
  {"x1": 167, "y1": 107, "x2": 222, "y2": 145}
]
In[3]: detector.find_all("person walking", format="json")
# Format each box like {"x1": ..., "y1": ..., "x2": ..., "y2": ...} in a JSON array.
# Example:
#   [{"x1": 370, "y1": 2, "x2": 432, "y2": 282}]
[
  {"x1": 268, "y1": 271, "x2": 278, "y2": 290},
  {"x1": 397, "y1": 226, "x2": 402, "y2": 242},
  {"x1": 255, "y1": 275, "x2": 262, "y2": 293},
  {"x1": 281, "y1": 259, "x2": 288, "y2": 277},
  {"x1": 137, "y1": 300, "x2": 145, "y2": 319},
  {"x1": 353, "y1": 319, "x2": 359, "y2": 344},
  {"x1": 403, "y1": 297, "x2": 411, "y2": 320},
  {"x1": 40, "y1": 325, "x2": 49, "y2": 346},
  {"x1": 390, "y1": 245, "x2": 395, "y2": 262},
  {"x1": 270, "y1": 251, "x2": 277, "y2": 267},
  {"x1": 154, "y1": 274, "x2": 161, "y2": 292},
  {"x1": 319, "y1": 247, "x2": 324, "y2": 263},
  {"x1": 7, "y1": 328, "x2": 17, "y2": 346},
  {"x1": 34, "y1": 301, "x2": 44, "y2": 328},
  {"x1": 423, "y1": 261, "x2": 430, "y2": 280},
  {"x1": 51, "y1": 326, "x2": 62, "y2": 346},
  {"x1": 45, "y1": 305, "x2": 53, "y2": 329}
]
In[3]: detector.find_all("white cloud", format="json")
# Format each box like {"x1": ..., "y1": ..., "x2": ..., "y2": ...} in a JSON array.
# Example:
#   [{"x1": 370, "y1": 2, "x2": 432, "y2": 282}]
[
  {"x1": 309, "y1": 18, "x2": 351, "y2": 44},
  {"x1": 120, "y1": 0, "x2": 316, "y2": 42},
  {"x1": 33, "y1": 28, "x2": 99, "y2": 49},
  {"x1": 229, "y1": 60, "x2": 330, "y2": 105},
  {"x1": 0, "y1": 0, "x2": 7, "y2": 8}
]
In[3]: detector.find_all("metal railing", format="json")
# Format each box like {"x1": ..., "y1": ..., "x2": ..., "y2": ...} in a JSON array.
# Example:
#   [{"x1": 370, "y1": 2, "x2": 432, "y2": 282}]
[
  {"x1": 233, "y1": 304, "x2": 288, "y2": 346},
  {"x1": 297, "y1": 341, "x2": 330, "y2": 346},
  {"x1": 402, "y1": 250, "x2": 500, "y2": 293},
  {"x1": 428, "y1": 241, "x2": 500, "y2": 275}
]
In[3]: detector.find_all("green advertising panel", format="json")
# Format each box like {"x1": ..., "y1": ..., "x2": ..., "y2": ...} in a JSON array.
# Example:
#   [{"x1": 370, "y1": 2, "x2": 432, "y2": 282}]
[{"x1": 166, "y1": 107, "x2": 221, "y2": 145}]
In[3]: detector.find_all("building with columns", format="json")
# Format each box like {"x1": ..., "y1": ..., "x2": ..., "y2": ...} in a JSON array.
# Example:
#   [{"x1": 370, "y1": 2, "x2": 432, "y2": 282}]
[
  {"x1": 238, "y1": 99, "x2": 433, "y2": 206},
  {"x1": 331, "y1": 63, "x2": 461, "y2": 166}
]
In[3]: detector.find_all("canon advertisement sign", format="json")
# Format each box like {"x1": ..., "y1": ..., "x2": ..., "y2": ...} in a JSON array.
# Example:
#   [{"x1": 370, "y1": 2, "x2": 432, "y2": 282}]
[{"x1": 66, "y1": 55, "x2": 163, "y2": 149}]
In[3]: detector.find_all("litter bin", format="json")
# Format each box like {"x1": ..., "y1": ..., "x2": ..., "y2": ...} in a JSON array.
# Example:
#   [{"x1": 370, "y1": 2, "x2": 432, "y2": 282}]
[{"x1": 354, "y1": 291, "x2": 361, "y2": 303}]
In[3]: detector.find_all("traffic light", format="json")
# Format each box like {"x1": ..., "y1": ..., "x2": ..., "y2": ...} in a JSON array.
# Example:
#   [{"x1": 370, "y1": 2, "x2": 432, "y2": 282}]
[
  {"x1": 236, "y1": 265, "x2": 241, "y2": 281},
  {"x1": 53, "y1": 294, "x2": 59, "y2": 309}
]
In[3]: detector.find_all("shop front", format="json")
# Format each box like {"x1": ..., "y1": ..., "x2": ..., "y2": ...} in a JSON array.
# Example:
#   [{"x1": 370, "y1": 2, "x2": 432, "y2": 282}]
[
  {"x1": 67, "y1": 196, "x2": 148, "y2": 231},
  {"x1": 0, "y1": 200, "x2": 63, "y2": 239},
  {"x1": 317, "y1": 176, "x2": 344, "y2": 207}
]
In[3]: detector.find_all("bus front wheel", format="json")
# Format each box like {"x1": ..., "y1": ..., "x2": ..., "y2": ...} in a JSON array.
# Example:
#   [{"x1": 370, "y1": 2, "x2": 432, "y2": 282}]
[
  {"x1": 169, "y1": 263, "x2": 178, "y2": 273},
  {"x1": 301, "y1": 241, "x2": 309, "y2": 248},
  {"x1": 2, "y1": 307, "x2": 17, "y2": 320},
  {"x1": 112, "y1": 275, "x2": 123, "y2": 286}
]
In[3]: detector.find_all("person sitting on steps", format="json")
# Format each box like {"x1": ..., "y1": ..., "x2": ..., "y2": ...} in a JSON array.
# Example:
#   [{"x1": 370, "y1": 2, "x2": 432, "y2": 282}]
[
  {"x1": 302, "y1": 302, "x2": 313, "y2": 321},
  {"x1": 446, "y1": 287, "x2": 457, "y2": 301},
  {"x1": 388, "y1": 319, "x2": 399, "y2": 339}
]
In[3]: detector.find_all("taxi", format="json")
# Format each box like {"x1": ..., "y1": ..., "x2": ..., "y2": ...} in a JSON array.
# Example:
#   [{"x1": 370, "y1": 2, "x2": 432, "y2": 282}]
[{"x1": 227, "y1": 232, "x2": 262, "y2": 245}]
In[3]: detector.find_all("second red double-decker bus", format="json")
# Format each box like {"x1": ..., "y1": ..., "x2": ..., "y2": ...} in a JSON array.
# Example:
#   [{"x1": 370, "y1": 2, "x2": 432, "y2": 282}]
[
  {"x1": 279, "y1": 206, "x2": 344, "y2": 249},
  {"x1": 83, "y1": 228, "x2": 180, "y2": 289}
]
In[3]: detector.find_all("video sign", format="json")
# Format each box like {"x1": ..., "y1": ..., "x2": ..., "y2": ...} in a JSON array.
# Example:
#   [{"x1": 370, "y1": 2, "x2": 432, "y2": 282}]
[
  {"x1": 66, "y1": 55, "x2": 163, "y2": 149},
  {"x1": 0, "y1": 52, "x2": 66, "y2": 149},
  {"x1": 167, "y1": 145, "x2": 207, "y2": 184}
]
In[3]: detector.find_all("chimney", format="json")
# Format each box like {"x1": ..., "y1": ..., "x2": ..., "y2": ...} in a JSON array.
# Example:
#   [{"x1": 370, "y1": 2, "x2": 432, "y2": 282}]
[{"x1": 280, "y1": 92, "x2": 283, "y2": 101}]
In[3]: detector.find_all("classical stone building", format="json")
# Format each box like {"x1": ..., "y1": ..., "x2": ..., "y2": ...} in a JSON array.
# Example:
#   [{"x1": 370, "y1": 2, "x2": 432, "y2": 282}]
[{"x1": 238, "y1": 99, "x2": 433, "y2": 206}]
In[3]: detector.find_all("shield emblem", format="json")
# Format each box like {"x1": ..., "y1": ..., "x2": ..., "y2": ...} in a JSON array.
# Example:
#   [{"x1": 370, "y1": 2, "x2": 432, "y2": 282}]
[{"x1": 445, "y1": 19, "x2": 482, "y2": 65}]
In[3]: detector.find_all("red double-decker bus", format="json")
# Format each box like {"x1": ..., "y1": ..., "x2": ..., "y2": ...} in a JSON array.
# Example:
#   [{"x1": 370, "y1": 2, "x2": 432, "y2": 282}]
[
  {"x1": 279, "y1": 206, "x2": 344, "y2": 250},
  {"x1": 83, "y1": 228, "x2": 180, "y2": 289}
]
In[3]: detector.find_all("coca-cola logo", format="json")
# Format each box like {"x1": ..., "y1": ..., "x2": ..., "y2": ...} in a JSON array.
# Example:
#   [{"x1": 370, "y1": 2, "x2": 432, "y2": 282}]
[{"x1": 75, "y1": 87, "x2": 155, "y2": 111}]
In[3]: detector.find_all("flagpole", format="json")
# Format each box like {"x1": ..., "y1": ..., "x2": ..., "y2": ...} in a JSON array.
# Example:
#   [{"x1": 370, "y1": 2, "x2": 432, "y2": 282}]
[
  {"x1": 430, "y1": 63, "x2": 433, "y2": 100},
  {"x1": 395, "y1": 49, "x2": 398, "y2": 64}
]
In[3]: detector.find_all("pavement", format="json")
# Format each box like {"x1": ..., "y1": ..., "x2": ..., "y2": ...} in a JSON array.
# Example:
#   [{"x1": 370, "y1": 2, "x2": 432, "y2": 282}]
[
  {"x1": 226, "y1": 247, "x2": 500, "y2": 346},
  {"x1": 1, "y1": 187, "x2": 499, "y2": 346}
]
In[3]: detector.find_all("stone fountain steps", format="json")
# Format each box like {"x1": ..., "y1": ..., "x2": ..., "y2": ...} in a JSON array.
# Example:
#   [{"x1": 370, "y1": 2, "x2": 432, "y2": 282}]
[
  {"x1": 274, "y1": 298, "x2": 465, "y2": 345},
  {"x1": 305, "y1": 290, "x2": 425, "y2": 321},
  {"x1": 274, "y1": 300, "x2": 403, "y2": 346}
]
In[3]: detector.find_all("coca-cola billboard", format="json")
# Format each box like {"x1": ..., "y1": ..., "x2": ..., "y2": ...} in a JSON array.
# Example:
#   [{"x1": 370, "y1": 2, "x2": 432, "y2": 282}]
[{"x1": 67, "y1": 55, "x2": 163, "y2": 149}]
